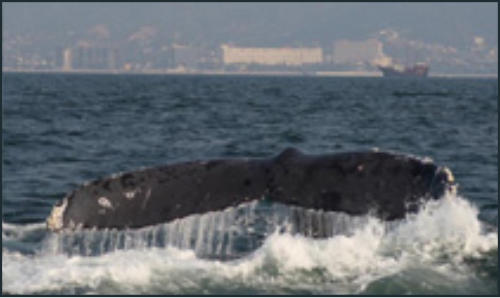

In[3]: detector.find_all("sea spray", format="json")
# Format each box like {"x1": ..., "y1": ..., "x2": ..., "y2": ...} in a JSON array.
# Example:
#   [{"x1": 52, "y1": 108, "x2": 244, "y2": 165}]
[
  {"x1": 2, "y1": 194, "x2": 497, "y2": 294},
  {"x1": 36, "y1": 200, "x2": 384, "y2": 258}
]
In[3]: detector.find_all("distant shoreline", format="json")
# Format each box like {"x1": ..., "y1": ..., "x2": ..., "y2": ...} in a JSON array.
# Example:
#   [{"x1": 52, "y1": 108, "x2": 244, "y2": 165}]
[{"x1": 2, "y1": 68, "x2": 498, "y2": 79}]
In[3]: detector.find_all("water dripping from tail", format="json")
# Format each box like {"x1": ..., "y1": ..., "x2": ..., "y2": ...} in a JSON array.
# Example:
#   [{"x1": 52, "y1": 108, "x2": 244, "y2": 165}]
[{"x1": 40, "y1": 200, "x2": 382, "y2": 259}]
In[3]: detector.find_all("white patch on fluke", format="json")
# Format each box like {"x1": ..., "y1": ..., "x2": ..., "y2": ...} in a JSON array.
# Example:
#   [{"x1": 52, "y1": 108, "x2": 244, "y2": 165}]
[
  {"x1": 98, "y1": 197, "x2": 113, "y2": 209},
  {"x1": 441, "y1": 166, "x2": 458, "y2": 195},
  {"x1": 46, "y1": 198, "x2": 68, "y2": 232},
  {"x1": 442, "y1": 166, "x2": 455, "y2": 183},
  {"x1": 124, "y1": 190, "x2": 137, "y2": 199},
  {"x1": 109, "y1": 171, "x2": 124, "y2": 179},
  {"x1": 421, "y1": 156, "x2": 434, "y2": 163}
]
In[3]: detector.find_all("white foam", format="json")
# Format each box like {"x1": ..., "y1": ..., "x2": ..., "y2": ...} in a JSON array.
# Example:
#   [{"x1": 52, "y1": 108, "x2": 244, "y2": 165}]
[
  {"x1": 384, "y1": 194, "x2": 497, "y2": 260},
  {"x1": 2, "y1": 222, "x2": 46, "y2": 241},
  {"x1": 2, "y1": 195, "x2": 497, "y2": 294}
]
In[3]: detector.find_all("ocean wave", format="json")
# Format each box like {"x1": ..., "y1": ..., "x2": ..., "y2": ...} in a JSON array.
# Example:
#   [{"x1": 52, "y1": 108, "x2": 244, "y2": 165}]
[{"x1": 2, "y1": 194, "x2": 497, "y2": 294}]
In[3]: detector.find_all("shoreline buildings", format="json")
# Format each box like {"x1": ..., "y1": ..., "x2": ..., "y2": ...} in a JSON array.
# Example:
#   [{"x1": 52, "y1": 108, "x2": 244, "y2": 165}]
[
  {"x1": 220, "y1": 44, "x2": 323, "y2": 67},
  {"x1": 4, "y1": 35, "x2": 496, "y2": 75},
  {"x1": 3, "y1": 34, "x2": 390, "y2": 73}
]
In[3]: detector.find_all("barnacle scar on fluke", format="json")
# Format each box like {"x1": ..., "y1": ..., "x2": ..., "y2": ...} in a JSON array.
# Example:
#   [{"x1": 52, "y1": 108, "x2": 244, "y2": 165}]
[{"x1": 47, "y1": 148, "x2": 457, "y2": 232}]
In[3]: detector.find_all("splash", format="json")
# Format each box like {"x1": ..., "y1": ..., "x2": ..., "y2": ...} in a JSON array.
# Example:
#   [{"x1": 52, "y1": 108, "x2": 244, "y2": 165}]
[
  {"x1": 2, "y1": 194, "x2": 497, "y2": 295},
  {"x1": 35, "y1": 200, "x2": 381, "y2": 259}
]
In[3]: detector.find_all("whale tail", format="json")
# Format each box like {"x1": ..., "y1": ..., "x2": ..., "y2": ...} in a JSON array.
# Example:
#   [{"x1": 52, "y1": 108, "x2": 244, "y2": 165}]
[{"x1": 47, "y1": 148, "x2": 457, "y2": 232}]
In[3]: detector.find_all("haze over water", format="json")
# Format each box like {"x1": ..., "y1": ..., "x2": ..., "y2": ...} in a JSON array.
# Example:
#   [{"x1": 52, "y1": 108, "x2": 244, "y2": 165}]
[{"x1": 3, "y1": 3, "x2": 498, "y2": 74}]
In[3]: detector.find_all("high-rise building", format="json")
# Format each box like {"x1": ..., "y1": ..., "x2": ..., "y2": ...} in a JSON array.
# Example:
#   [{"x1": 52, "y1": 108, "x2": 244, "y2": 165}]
[
  {"x1": 62, "y1": 48, "x2": 72, "y2": 70},
  {"x1": 70, "y1": 45, "x2": 117, "y2": 70}
]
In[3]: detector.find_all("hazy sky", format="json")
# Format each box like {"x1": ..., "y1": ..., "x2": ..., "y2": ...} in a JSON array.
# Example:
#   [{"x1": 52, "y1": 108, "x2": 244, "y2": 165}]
[{"x1": 3, "y1": 2, "x2": 498, "y2": 48}]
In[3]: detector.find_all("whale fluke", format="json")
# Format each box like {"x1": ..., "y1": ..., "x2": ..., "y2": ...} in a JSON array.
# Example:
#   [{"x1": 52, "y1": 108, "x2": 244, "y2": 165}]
[{"x1": 47, "y1": 148, "x2": 456, "y2": 232}]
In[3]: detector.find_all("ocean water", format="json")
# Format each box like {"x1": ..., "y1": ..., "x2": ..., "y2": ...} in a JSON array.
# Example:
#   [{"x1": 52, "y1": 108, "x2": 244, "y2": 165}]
[{"x1": 2, "y1": 73, "x2": 498, "y2": 295}]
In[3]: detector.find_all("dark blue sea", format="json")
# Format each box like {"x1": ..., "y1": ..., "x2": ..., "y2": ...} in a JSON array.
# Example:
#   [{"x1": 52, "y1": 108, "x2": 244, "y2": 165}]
[{"x1": 2, "y1": 73, "x2": 498, "y2": 295}]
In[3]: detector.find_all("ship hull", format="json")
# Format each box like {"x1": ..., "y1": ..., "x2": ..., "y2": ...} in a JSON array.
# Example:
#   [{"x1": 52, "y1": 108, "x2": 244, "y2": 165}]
[{"x1": 378, "y1": 65, "x2": 429, "y2": 78}]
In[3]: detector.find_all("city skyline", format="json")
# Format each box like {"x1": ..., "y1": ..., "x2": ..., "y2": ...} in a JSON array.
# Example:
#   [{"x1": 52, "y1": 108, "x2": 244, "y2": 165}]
[{"x1": 3, "y1": 3, "x2": 498, "y2": 75}]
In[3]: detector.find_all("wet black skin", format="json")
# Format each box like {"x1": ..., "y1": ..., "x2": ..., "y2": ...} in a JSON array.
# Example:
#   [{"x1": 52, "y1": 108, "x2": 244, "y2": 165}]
[{"x1": 51, "y1": 148, "x2": 454, "y2": 230}]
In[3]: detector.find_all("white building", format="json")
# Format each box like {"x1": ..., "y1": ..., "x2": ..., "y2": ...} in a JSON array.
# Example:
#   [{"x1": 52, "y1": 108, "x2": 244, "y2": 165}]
[
  {"x1": 221, "y1": 45, "x2": 323, "y2": 66},
  {"x1": 62, "y1": 48, "x2": 72, "y2": 70}
]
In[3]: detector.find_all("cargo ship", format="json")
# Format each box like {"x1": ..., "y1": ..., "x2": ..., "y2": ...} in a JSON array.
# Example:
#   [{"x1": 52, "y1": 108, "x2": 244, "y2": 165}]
[{"x1": 378, "y1": 63, "x2": 429, "y2": 78}]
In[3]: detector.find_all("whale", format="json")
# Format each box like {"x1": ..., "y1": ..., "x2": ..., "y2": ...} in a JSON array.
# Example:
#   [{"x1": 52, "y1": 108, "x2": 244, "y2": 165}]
[{"x1": 46, "y1": 148, "x2": 457, "y2": 232}]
